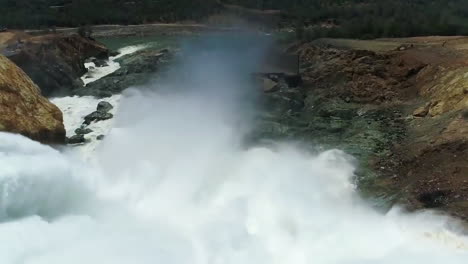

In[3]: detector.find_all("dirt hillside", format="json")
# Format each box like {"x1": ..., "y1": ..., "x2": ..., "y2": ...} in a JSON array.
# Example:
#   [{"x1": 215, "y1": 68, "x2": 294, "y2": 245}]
[{"x1": 291, "y1": 36, "x2": 467, "y2": 218}]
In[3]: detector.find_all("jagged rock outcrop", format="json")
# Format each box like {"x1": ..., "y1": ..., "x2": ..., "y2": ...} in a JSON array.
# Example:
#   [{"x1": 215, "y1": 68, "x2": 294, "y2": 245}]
[
  {"x1": 75, "y1": 48, "x2": 172, "y2": 97},
  {"x1": 2, "y1": 33, "x2": 109, "y2": 96},
  {"x1": 292, "y1": 44, "x2": 426, "y2": 104},
  {"x1": 0, "y1": 54, "x2": 65, "y2": 143},
  {"x1": 282, "y1": 40, "x2": 467, "y2": 219}
]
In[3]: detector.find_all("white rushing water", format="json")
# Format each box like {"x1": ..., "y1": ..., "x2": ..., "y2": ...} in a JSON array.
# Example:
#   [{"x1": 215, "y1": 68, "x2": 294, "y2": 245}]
[
  {"x1": 1, "y1": 39, "x2": 468, "y2": 264},
  {"x1": 50, "y1": 95, "x2": 121, "y2": 160},
  {"x1": 2, "y1": 89, "x2": 468, "y2": 263},
  {"x1": 81, "y1": 45, "x2": 147, "y2": 85}
]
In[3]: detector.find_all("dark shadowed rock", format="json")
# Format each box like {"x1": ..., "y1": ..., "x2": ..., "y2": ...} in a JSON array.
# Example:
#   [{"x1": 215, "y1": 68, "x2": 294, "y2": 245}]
[
  {"x1": 284, "y1": 74, "x2": 302, "y2": 87},
  {"x1": 97, "y1": 101, "x2": 113, "y2": 113},
  {"x1": 83, "y1": 111, "x2": 113, "y2": 125},
  {"x1": 92, "y1": 58, "x2": 109, "y2": 67},
  {"x1": 109, "y1": 51, "x2": 120, "y2": 57},
  {"x1": 2, "y1": 33, "x2": 109, "y2": 96},
  {"x1": 66, "y1": 134, "x2": 85, "y2": 144},
  {"x1": 75, "y1": 127, "x2": 93, "y2": 135}
]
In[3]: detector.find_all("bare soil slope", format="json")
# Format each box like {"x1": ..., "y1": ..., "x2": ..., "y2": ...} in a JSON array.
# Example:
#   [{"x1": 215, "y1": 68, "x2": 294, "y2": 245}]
[{"x1": 294, "y1": 36, "x2": 467, "y2": 218}]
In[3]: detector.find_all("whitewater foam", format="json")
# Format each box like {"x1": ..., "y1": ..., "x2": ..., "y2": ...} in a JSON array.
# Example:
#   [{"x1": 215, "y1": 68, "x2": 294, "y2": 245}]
[
  {"x1": 81, "y1": 45, "x2": 147, "y2": 85},
  {"x1": 1, "y1": 108, "x2": 468, "y2": 263},
  {"x1": 2, "y1": 35, "x2": 468, "y2": 264},
  {"x1": 50, "y1": 95, "x2": 121, "y2": 159},
  {"x1": 0, "y1": 133, "x2": 94, "y2": 222}
]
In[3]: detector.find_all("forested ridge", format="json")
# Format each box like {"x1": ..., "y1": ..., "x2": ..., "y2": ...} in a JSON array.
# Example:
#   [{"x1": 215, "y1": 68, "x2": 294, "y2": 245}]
[
  {"x1": 2, "y1": 0, "x2": 468, "y2": 39},
  {"x1": 0, "y1": 0, "x2": 220, "y2": 28},
  {"x1": 225, "y1": 0, "x2": 468, "y2": 38}
]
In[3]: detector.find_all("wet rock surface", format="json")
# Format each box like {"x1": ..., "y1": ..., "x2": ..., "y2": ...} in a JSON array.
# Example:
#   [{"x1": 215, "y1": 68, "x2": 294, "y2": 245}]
[
  {"x1": 251, "y1": 71, "x2": 405, "y2": 199},
  {"x1": 66, "y1": 101, "x2": 114, "y2": 145},
  {"x1": 256, "y1": 41, "x2": 467, "y2": 218},
  {"x1": 83, "y1": 111, "x2": 113, "y2": 125},
  {"x1": 75, "y1": 127, "x2": 93, "y2": 135},
  {"x1": 66, "y1": 134, "x2": 86, "y2": 144},
  {"x1": 97, "y1": 101, "x2": 114, "y2": 113},
  {"x1": 83, "y1": 101, "x2": 114, "y2": 125},
  {"x1": 74, "y1": 48, "x2": 172, "y2": 97}
]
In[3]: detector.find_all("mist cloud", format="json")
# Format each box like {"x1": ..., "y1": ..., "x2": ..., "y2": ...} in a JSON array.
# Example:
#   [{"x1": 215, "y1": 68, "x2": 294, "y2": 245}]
[{"x1": 0, "y1": 33, "x2": 467, "y2": 263}]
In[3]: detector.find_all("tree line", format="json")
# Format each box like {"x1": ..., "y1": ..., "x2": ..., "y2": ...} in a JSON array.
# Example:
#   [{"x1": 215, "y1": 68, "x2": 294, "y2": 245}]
[
  {"x1": 285, "y1": 0, "x2": 468, "y2": 40},
  {"x1": 0, "y1": 0, "x2": 220, "y2": 28},
  {"x1": 2, "y1": 0, "x2": 468, "y2": 40}
]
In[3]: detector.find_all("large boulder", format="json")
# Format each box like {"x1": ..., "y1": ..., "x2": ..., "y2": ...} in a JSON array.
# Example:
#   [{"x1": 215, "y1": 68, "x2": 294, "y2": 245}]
[
  {"x1": 2, "y1": 33, "x2": 109, "y2": 96},
  {"x1": 0, "y1": 54, "x2": 65, "y2": 143}
]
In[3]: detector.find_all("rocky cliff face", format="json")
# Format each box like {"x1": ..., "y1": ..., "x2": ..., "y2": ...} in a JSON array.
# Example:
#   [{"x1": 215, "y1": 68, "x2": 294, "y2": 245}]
[
  {"x1": 0, "y1": 54, "x2": 65, "y2": 143},
  {"x1": 258, "y1": 38, "x2": 467, "y2": 218},
  {"x1": 2, "y1": 33, "x2": 109, "y2": 96}
]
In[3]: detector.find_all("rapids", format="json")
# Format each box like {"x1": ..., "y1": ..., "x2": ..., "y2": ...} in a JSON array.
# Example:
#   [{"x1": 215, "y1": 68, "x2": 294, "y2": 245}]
[
  {"x1": 1, "y1": 36, "x2": 468, "y2": 264},
  {"x1": 81, "y1": 45, "x2": 147, "y2": 85}
]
